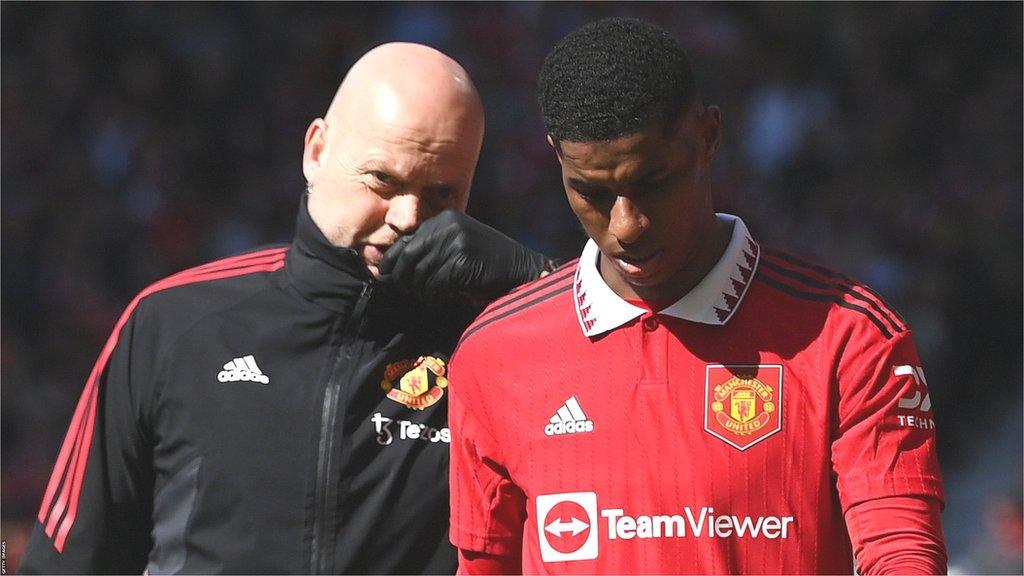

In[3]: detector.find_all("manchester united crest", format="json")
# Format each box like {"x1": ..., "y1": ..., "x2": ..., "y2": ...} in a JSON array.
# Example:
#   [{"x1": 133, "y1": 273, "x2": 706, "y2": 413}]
[
  {"x1": 381, "y1": 356, "x2": 448, "y2": 410},
  {"x1": 704, "y1": 364, "x2": 783, "y2": 450}
]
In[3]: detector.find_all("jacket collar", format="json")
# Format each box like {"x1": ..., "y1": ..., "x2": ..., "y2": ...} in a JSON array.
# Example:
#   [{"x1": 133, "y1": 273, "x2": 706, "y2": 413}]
[
  {"x1": 573, "y1": 214, "x2": 760, "y2": 337},
  {"x1": 285, "y1": 193, "x2": 374, "y2": 315}
]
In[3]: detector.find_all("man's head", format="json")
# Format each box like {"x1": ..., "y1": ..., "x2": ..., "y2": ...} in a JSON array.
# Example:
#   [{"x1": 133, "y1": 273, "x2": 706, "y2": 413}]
[
  {"x1": 303, "y1": 42, "x2": 484, "y2": 277},
  {"x1": 539, "y1": 18, "x2": 725, "y2": 302}
]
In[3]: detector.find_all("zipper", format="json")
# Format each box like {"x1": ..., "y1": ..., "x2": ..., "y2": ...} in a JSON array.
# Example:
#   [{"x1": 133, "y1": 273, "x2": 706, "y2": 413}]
[{"x1": 310, "y1": 282, "x2": 373, "y2": 574}]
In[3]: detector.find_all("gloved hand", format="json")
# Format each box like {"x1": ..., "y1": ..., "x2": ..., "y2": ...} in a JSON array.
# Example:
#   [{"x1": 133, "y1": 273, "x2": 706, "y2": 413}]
[{"x1": 378, "y1": 209, "x2": 554, "y2": 305}]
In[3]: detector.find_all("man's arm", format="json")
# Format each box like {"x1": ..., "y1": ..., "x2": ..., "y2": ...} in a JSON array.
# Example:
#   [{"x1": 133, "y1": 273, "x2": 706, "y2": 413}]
[
  {"x1": 831, "y1": 329, "x2": 947, "y2": 575},
  {"x1": 457, "y1": 549, "x2": 522, "y2": 575},
  {"x1": 845, "y1": 495, "x2": 947, "y2": 575},
  {"x1": 378, "y1": 209, "x2": 558, "y2": 305},
  {"x1": 21, "y1": 306, "x2": 154, "y2": 574},
  {"x1": 448, "y1": 347, "x2": 527, "y2": 574}
]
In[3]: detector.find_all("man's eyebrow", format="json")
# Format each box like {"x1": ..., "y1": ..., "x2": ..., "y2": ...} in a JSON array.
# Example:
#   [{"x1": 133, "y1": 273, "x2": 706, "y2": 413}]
[
  {"x1": 568, "y1": 169, "x2": 665, "y2": 189},
  {"x1": 633, "y1": 165, "x2": 668, "y2": 182},
  {"x1": 357, "y1": 160, "x2": 406, "y2": 182},
  {"x1": 357, "y1": 159, "x2": 392, "y2": 172},
  {"x1": 568, "y1": 177, "x2": 597, "y2": 188}
]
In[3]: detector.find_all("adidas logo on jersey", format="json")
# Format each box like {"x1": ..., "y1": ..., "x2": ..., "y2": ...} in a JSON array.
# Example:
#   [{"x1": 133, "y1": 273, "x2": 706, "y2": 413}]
[
  {"x1": 217, "y1": 355, "x2": 270, "y2": 384},
  {"x1": 545, "y1": 396, "x2": 594, "y2": 436}
]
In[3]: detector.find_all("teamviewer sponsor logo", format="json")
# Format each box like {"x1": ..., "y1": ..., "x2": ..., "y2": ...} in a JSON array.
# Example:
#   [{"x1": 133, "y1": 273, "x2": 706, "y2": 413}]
[
  {"x1": 601, "y1": 507, "x2": 795, "y2": 540},
  {"x1": 535, "y1": 492, "x2": 796, "y2": 563},
  {"x1": 535, "y1": 492, "x2": 599, "y2": 562},
  {"x1": 545, "y1": 396, "x2": 594, "y2": 436}
]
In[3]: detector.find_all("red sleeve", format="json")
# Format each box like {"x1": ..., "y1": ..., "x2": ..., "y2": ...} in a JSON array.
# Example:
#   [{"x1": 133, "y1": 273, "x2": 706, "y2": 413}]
[
  {"x1": 448, "y1": 348, "x2": 527, "y2": 557},
  {"x1": 21, "y1": 305, "x2": 155, "y2": 573},
  {"x1": 831, "y1": 327, "x2": 947, "y2": 572},
  {"x1": 457, "y1": 549, "x2": 522, "y2": 575},
  {"x1": 846, "y1": 495, "x2": 947, "y2": 575},
  {"x1": 831, "y1": 329, "x2": 945, "y2": 508}
]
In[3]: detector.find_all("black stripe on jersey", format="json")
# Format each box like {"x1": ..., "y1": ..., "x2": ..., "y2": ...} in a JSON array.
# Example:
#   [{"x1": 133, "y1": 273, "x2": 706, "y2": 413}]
[
  {"x1": 473, "y1": 263, "x2": 576, "y2": 323},
  {"x1": 761, "y1": 246, "x2": 907, "y2": 325},
  {"x1": 759, "y1": 258, "x2": 905, "y2": 335},
  {"x1": 455, "y1": 283, "x2": 574, "y2": 353},
  {"x1": 754, "y1": 274, "x2": 894, "y2": 339}
]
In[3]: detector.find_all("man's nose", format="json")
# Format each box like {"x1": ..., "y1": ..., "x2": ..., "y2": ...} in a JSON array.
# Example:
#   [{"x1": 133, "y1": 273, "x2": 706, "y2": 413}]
[
  {"x1": 608, "y1": 196, "x2": 649, "y2": 245},
  {"x1": 384, "y1": 193, "x2": 424, "y2": 234}
]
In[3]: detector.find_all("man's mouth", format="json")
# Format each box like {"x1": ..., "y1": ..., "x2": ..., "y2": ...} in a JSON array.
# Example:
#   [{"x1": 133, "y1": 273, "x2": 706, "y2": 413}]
[
  {"x1": 364, "y1": 244, "x2": 392, "y2": 263},
  {"x1": 611, "y1": 250, "x2": 662, "y2": 279}
]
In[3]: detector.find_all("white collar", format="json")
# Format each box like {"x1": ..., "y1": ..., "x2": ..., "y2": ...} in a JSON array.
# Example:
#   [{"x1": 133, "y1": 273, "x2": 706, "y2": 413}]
[{"x1": 573, "y1": 214, "x2": 760, "y2": 337}]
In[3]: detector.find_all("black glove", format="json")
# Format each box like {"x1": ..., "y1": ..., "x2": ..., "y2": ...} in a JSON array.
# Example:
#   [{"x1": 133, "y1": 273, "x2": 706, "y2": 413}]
[{"x1": 378, "y1": 209, "x2": 554, "y2": 304}]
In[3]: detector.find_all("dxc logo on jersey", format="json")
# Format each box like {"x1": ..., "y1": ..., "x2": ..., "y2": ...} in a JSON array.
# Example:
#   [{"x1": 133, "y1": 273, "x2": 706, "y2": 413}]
[
  {"x1": 894, "y1": 365, "x2": 935, "y2": 430},
  {"x1": 535, "y1": 492, "x2": 795, "y2": 563}
]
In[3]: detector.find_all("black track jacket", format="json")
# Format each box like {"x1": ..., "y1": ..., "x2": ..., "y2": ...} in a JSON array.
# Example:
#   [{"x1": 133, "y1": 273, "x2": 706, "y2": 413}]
[{"x1": 21, "y1": 195, "x2": 478, "y2": 574}]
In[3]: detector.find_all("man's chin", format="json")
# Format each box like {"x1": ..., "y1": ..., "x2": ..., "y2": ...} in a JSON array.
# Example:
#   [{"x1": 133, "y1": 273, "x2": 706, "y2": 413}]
[
  {"x1": 366, "y1": 264, "x2": 382, "y2": 279},
  {"x1": 621, "y1": 270, "x2": 679, "y2": 295}
]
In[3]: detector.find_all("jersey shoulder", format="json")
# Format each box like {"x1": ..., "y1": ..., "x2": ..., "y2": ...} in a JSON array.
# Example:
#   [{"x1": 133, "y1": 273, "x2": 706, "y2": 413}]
[
  {"x1": 128, "y1": 245, "x2": 289, "y2": 337},
  {"x1": 752, "y1": 243, "x2": 909, "y2": 341},
  {"x1": 454, "y1": 259, "x2": 579, "y2": 356}
]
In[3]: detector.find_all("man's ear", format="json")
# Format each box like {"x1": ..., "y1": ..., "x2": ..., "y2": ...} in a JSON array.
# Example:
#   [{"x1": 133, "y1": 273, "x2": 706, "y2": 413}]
[
  {"x1": 547, "y1": 134, "x2": 564, "y2": 165},
  {"x1": 699, "y1": 105, "x2": 722, "y2": 164},
  {"x1": 303, "y1": 118, "x2": 328, "y2": 184}
]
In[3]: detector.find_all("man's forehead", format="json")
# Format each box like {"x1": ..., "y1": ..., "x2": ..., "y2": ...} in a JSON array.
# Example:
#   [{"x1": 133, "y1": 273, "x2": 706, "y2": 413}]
[
  {"x1": 355, "y1": 135, "x2": 477, "y2": 184},
  {"x1": 348, "y1": 116, "x2": 476, "y2": 156},
  {"x1": 370, "y1": 130, "x2": 472, "y2": 157},
  {"x1": 560, "y1": 134, "x2": 666, "y2": 177},
  {"x1": 559, "y1": 109, "x2": 695, "y2": 158}
]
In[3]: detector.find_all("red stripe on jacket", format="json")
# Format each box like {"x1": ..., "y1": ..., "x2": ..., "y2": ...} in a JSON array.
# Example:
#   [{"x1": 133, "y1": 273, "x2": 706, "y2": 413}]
[{"x1": 38, "y1": 251, "x2": 287, "y2": 552}]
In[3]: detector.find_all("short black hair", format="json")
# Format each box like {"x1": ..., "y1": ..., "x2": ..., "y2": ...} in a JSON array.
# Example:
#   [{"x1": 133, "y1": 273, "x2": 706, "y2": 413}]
[{"x1": 538, "y1": 17, "x2": 698, "y2": 142}]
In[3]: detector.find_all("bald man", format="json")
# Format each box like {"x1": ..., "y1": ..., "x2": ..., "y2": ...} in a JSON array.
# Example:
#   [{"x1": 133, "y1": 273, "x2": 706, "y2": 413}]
[{"x1": 21, "y1": 43, "x2": 553, "y2": 574}]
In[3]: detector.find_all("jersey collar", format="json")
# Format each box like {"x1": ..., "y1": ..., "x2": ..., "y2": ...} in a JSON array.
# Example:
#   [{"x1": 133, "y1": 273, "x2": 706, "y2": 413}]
[
  {"x1": 573, "y1": 214, "x2": 761, "y2": 337},
  {"x1": 285, "y1": 192, "x2": 373, "y2": 315}
]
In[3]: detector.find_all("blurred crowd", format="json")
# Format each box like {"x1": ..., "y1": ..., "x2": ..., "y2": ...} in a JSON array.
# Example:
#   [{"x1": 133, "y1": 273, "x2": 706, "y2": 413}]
[{"x1": 2, "y1": 3, "x2": 1020, "y2": 572}]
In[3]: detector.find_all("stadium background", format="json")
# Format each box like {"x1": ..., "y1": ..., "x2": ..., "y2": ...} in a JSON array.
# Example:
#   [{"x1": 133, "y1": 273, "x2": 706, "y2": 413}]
[{"x1": 1, "y1": 3, "x2": 1020, "y2": 572}]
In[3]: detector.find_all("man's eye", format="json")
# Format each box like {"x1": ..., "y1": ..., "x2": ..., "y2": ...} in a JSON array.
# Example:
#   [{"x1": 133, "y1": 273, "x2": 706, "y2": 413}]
[
  {"x1": 370, "y1": 171, "x2": 394, "y2": 185},
  {"x1": 577, "y1": 188, "x2": 612, "y2": 203}
]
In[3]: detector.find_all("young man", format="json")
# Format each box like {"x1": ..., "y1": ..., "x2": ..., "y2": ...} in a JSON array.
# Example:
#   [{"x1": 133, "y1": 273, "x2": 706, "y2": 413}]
[
  {"x1": 22, "y1": 43, "x2": 553, "y2": 574},
  {"x1": 449, "y1": 18, "x2": 947, "y2": 574}
]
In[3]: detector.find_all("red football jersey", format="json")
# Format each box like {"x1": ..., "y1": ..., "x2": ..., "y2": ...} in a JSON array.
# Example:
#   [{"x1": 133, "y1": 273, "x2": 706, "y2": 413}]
[{"x1": 449, "y1": 215, "x2": 944, "y2": 574}]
